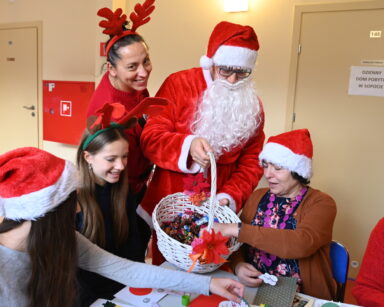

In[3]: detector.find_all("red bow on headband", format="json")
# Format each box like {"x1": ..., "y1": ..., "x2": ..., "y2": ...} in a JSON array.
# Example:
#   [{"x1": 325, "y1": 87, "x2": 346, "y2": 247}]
[
  {"x1": 188, "y1": 229, "x2": 229, "y2": 272},
  {"x1": 87, "y1": 97, "x2": 167, "y2": 133}
]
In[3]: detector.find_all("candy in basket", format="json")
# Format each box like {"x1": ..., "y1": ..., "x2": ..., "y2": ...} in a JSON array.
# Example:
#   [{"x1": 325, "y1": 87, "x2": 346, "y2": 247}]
[{"x1": 152, "y1": 152, "x2": 242, "y2": 273}]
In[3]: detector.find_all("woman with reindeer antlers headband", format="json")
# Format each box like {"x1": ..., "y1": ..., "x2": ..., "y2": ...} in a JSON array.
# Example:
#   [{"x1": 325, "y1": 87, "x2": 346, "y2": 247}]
[
  {"x1": 87, "y1": 0, "x2": 156, "y2": 264},
  {"x1": 77, "y1": 99, "x2": 166, "y2": 305}
]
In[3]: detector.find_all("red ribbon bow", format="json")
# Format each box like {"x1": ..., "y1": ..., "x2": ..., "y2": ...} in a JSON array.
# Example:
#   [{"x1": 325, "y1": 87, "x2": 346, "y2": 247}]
[
  {"x1": 188, "y1": 229, "x2": 229, "y2": 272},
  {"x1": 87, "y1": 97, "x2": 168, "y2": 133}
]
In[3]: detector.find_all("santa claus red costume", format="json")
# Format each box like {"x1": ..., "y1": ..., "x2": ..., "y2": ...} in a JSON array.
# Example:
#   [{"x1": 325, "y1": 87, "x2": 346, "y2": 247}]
[{"x1": 138, "y1": 21, "x2": 266, "y2": 264}]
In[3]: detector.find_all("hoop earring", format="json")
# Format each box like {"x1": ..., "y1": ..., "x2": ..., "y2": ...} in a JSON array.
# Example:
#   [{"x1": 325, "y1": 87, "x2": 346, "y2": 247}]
[{"x1": 88, "y1": 163, "x2": 93, "y2": 171}]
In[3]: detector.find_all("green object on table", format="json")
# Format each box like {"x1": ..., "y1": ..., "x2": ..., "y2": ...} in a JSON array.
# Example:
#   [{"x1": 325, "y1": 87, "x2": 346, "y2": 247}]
[
  {"x1": 182, "y1": 294, "x2": 191, "y2": 306},
  {"x1": 240, "y1": 296, "x2": 251, "y2": 306},
  {"x1": 321, "y1": 303, "x2": 340, "y2": 307}
]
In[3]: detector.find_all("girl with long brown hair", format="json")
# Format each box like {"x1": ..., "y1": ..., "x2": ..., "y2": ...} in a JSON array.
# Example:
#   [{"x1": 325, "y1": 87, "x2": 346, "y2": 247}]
[
  {"x1": 0, "y1": 147, "x2": 244, "y2": 307},
  {"x1": 76, "y1": 125, "x2": 150, "y2": 304}
]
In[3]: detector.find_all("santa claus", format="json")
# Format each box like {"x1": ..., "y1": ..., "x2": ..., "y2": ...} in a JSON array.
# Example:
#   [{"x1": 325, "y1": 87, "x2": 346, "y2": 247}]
[{"x1": 138, "y1": 21, "x2": 266, "y2": 264}]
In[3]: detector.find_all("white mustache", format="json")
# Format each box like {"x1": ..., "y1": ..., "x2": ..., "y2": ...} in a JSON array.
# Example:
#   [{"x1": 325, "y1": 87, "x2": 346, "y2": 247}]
[{"x1": 214, "y1": 74, "x2": 253, "y2": 90}]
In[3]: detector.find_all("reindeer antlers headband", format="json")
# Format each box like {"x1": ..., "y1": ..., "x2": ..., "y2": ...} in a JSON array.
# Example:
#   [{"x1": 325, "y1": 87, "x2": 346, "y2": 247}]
[
  {"x1": 82, "y1": 97, "x2": 167, "y2": 150},
  {"x1": 97, "y1": 0, "x2": 155, "y2": 57}
]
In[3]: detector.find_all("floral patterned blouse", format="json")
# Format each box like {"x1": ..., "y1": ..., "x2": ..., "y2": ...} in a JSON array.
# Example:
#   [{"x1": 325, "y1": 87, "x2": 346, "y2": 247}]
[{"x1": 245, "y1": 190, "x2": 308, "y2": 285}]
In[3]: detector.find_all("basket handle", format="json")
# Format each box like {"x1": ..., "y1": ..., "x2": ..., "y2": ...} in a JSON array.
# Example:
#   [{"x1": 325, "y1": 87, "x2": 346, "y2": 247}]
[{"x1": 207, "y1": 151, "x2": 217, "y2": 230}]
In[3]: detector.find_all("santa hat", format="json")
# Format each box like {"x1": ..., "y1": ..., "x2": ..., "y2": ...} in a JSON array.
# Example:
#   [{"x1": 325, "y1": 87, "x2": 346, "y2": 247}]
[
  {"x1": 200, "y1": 21, "x2": 259, "y2": 70},
  {"x1": 0, "y1": 147, "x2": 78, "y2": 221},
  {"x1": 259, "y1": 129, "x2": 313, "y2": 179}
]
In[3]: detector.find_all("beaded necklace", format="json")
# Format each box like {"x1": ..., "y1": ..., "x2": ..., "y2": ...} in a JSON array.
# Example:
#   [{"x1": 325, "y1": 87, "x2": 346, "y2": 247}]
[{"x1": 263, "y1": 187, "x2": 308, "y2": 229}]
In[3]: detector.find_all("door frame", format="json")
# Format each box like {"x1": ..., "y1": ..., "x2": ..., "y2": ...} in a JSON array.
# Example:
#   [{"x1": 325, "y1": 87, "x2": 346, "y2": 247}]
[
  {"x1": 0, "y1": 21, "x2": 43, "y2": 147},
  {"x1": 286, "y1": 0, "x2": 384, "y2": 131}
]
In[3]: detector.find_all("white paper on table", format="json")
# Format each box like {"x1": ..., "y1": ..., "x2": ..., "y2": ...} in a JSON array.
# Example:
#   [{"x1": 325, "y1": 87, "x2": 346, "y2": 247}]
[
  {"x1": 89, "y1": 298, "x2": 133, "y2": 307},
  {"x1": 163, "y1": 289, "x2": 184, "y2": 296},
  {"x1": 312, "y1": 298, "x2": 361, "y2": 307},
  {"x1": 113, "y1": 287, "x2": 167, "y2": 306}
]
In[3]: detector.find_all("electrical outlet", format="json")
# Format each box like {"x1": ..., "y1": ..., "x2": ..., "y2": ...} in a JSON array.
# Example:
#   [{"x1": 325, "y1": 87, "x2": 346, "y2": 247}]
[{"x1": 351, "y1": 260, "x2": 359, "y2": 268}]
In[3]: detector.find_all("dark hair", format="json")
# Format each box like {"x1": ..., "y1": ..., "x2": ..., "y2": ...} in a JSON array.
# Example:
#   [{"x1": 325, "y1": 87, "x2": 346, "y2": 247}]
[
  {"x1": 77, "y1": 128, "x2": 129, "y2": 248},
  {"x1": 107, "y1": 34, "x2": 147, "y2": 67},
  {"x1": 0, "y1": 192, "x2": 78, "y2": 307},
  {"x1": 0, "y1": 219, "x2": 24, "y2": 233},
  {"x1": 291, "y1": 171, "x2": 310, "y2": 185}
]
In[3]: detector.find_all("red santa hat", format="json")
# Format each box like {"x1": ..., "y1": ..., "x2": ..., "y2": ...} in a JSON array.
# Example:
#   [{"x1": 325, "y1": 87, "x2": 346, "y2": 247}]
[
  {"x1": 259, "y1": 129, "x2": 313, "y2": 179},
  {"x1": 0, "y1": 147, "x2": 78, "y2": 221},
  {"x1": 200, "y1": 21, "x2": 259, "y2": 70}
]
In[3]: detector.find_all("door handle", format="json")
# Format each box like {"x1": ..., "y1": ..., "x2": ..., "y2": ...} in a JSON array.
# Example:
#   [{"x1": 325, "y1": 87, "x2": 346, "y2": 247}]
[{"x1": 23, "y1": 105, "x2": 35, "y2": 110}]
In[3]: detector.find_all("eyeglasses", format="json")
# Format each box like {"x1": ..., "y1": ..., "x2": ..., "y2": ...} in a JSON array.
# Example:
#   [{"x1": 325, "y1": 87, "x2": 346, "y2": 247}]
[{"x1": 216, "y1": 66, "x2": 252, "y2": 80}]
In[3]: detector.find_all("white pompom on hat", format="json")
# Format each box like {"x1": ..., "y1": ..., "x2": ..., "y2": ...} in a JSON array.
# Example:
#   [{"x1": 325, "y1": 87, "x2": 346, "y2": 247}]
[
  {"x1": 200, "y1": 21, "x2": 259, "y2": 70},
  {"x1": 259, "y1": 129, "x2": 313, "y2": 179},
  {"x1": 0, "y1": 147, "x2": 78, "y2": 221}
]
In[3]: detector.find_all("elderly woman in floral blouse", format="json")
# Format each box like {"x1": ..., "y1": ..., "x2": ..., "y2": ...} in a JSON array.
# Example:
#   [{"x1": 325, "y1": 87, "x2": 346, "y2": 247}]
[{"x1": 213, "y1": 129, "x2": 337, "y2": 300}]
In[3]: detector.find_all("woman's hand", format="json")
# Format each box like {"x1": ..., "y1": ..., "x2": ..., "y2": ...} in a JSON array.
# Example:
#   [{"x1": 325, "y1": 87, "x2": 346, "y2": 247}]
[
  {"x1": 211, "y1": 223, "x2": 239, "y2": 238},
  {"x1": 234, "y1": 262, "x2": 263, "y2": 287},
  {"x1": 209, "y1": 277, "x2": 244, "y2": 303},
  {"x1": 190, "y1": 137, "x2": 213, "y2": 168}
]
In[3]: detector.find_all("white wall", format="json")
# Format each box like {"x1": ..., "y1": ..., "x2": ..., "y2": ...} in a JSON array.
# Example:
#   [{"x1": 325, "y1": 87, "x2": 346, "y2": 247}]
[
  {"x1": 0, "y1": 0, "x2": 109, "y2": 161},
  {"x1": 125, "y1": 0, "x2": 372, "y2": 140},
  {"x1": 1, "y1": 0, "x2": 370, "y2": 159}
]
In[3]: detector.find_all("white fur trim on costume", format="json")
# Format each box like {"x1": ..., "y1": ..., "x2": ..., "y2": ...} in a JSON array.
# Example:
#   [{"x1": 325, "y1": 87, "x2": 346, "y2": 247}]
[
  {"x1": 213, "y1": 45, "x2": 257, "y2": 69},
  {"x1": 136, "y1": 204, "x2": 153, "y2": 229},
  {"x1": 178, "y1": 135, "x2": 203, "y2": 173},
  {"x1": 202, "y1": 68, "x2": 213, "y2": 88},
  {"x1": 259, "y1": 142, "x2": 312, "y2": 179},
  {"x1": 0, "y1": 161, "x2": 78, "y2": 220},
  {"x1": 216, "y1": 193, "x2": 236, "y2": 212},
  {"x1": 200, "y1": 55, "x2": 213, "y2": 69}
]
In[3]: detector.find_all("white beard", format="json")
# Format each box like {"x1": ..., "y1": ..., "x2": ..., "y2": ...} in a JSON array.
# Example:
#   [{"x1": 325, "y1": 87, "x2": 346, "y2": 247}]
[{"x1": 190, "y1": 77, "x2": 262, "y2": 157}]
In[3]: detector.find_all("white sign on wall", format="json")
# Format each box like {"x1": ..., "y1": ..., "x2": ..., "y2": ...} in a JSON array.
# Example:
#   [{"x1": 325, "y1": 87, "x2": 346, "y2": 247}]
[{"x1": 348, "y1": 66, "x2": 384, "y2": 97}]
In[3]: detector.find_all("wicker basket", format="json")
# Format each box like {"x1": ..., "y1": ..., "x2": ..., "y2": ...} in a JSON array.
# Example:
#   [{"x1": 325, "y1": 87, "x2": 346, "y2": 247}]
[{"x1": 152, "y1": 152, "x2": 242, "y2": 273}]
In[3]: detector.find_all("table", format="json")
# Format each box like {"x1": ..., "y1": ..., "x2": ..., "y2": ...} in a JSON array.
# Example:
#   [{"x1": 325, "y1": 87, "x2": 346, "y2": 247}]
[
  {"x1": 157, "y1": 261, "x2": 257, "y2": 306},
  {"x1": 157, "y1": 263, "x2": 361, "y2": 307},
  {"x1": 92, "y1": 261, "x2": 361, "y2": 307}
]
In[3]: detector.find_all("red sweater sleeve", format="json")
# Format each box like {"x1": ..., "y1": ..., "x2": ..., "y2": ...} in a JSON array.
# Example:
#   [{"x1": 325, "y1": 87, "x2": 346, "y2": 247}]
[
  {"x1": 352, "y1": 218, "x2": 384, "y2": 307},
  {"x1": 141, "y1": 69, "x2": 205, "y2": 172}
]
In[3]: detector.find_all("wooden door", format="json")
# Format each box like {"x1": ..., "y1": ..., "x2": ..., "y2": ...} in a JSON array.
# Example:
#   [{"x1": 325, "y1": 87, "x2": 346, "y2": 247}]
[
  {"x1": 290, "y1": 3, "x2": 384, "y2": 277},
  {"x1": 0, "y1": 26, "x2": 39, "y2": 153}
]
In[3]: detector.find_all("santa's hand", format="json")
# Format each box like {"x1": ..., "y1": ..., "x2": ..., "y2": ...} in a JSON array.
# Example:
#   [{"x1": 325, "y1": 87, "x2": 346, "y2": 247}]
[
  {"x1": 234, "y1": 263, "x2": 263, "y2": 287},
  {"x1": 209, "y1": 278, "x2": 244, "y2": 303},
  {"x1": 190, "y1": 137, "x2": 213, "y2": 168}
]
